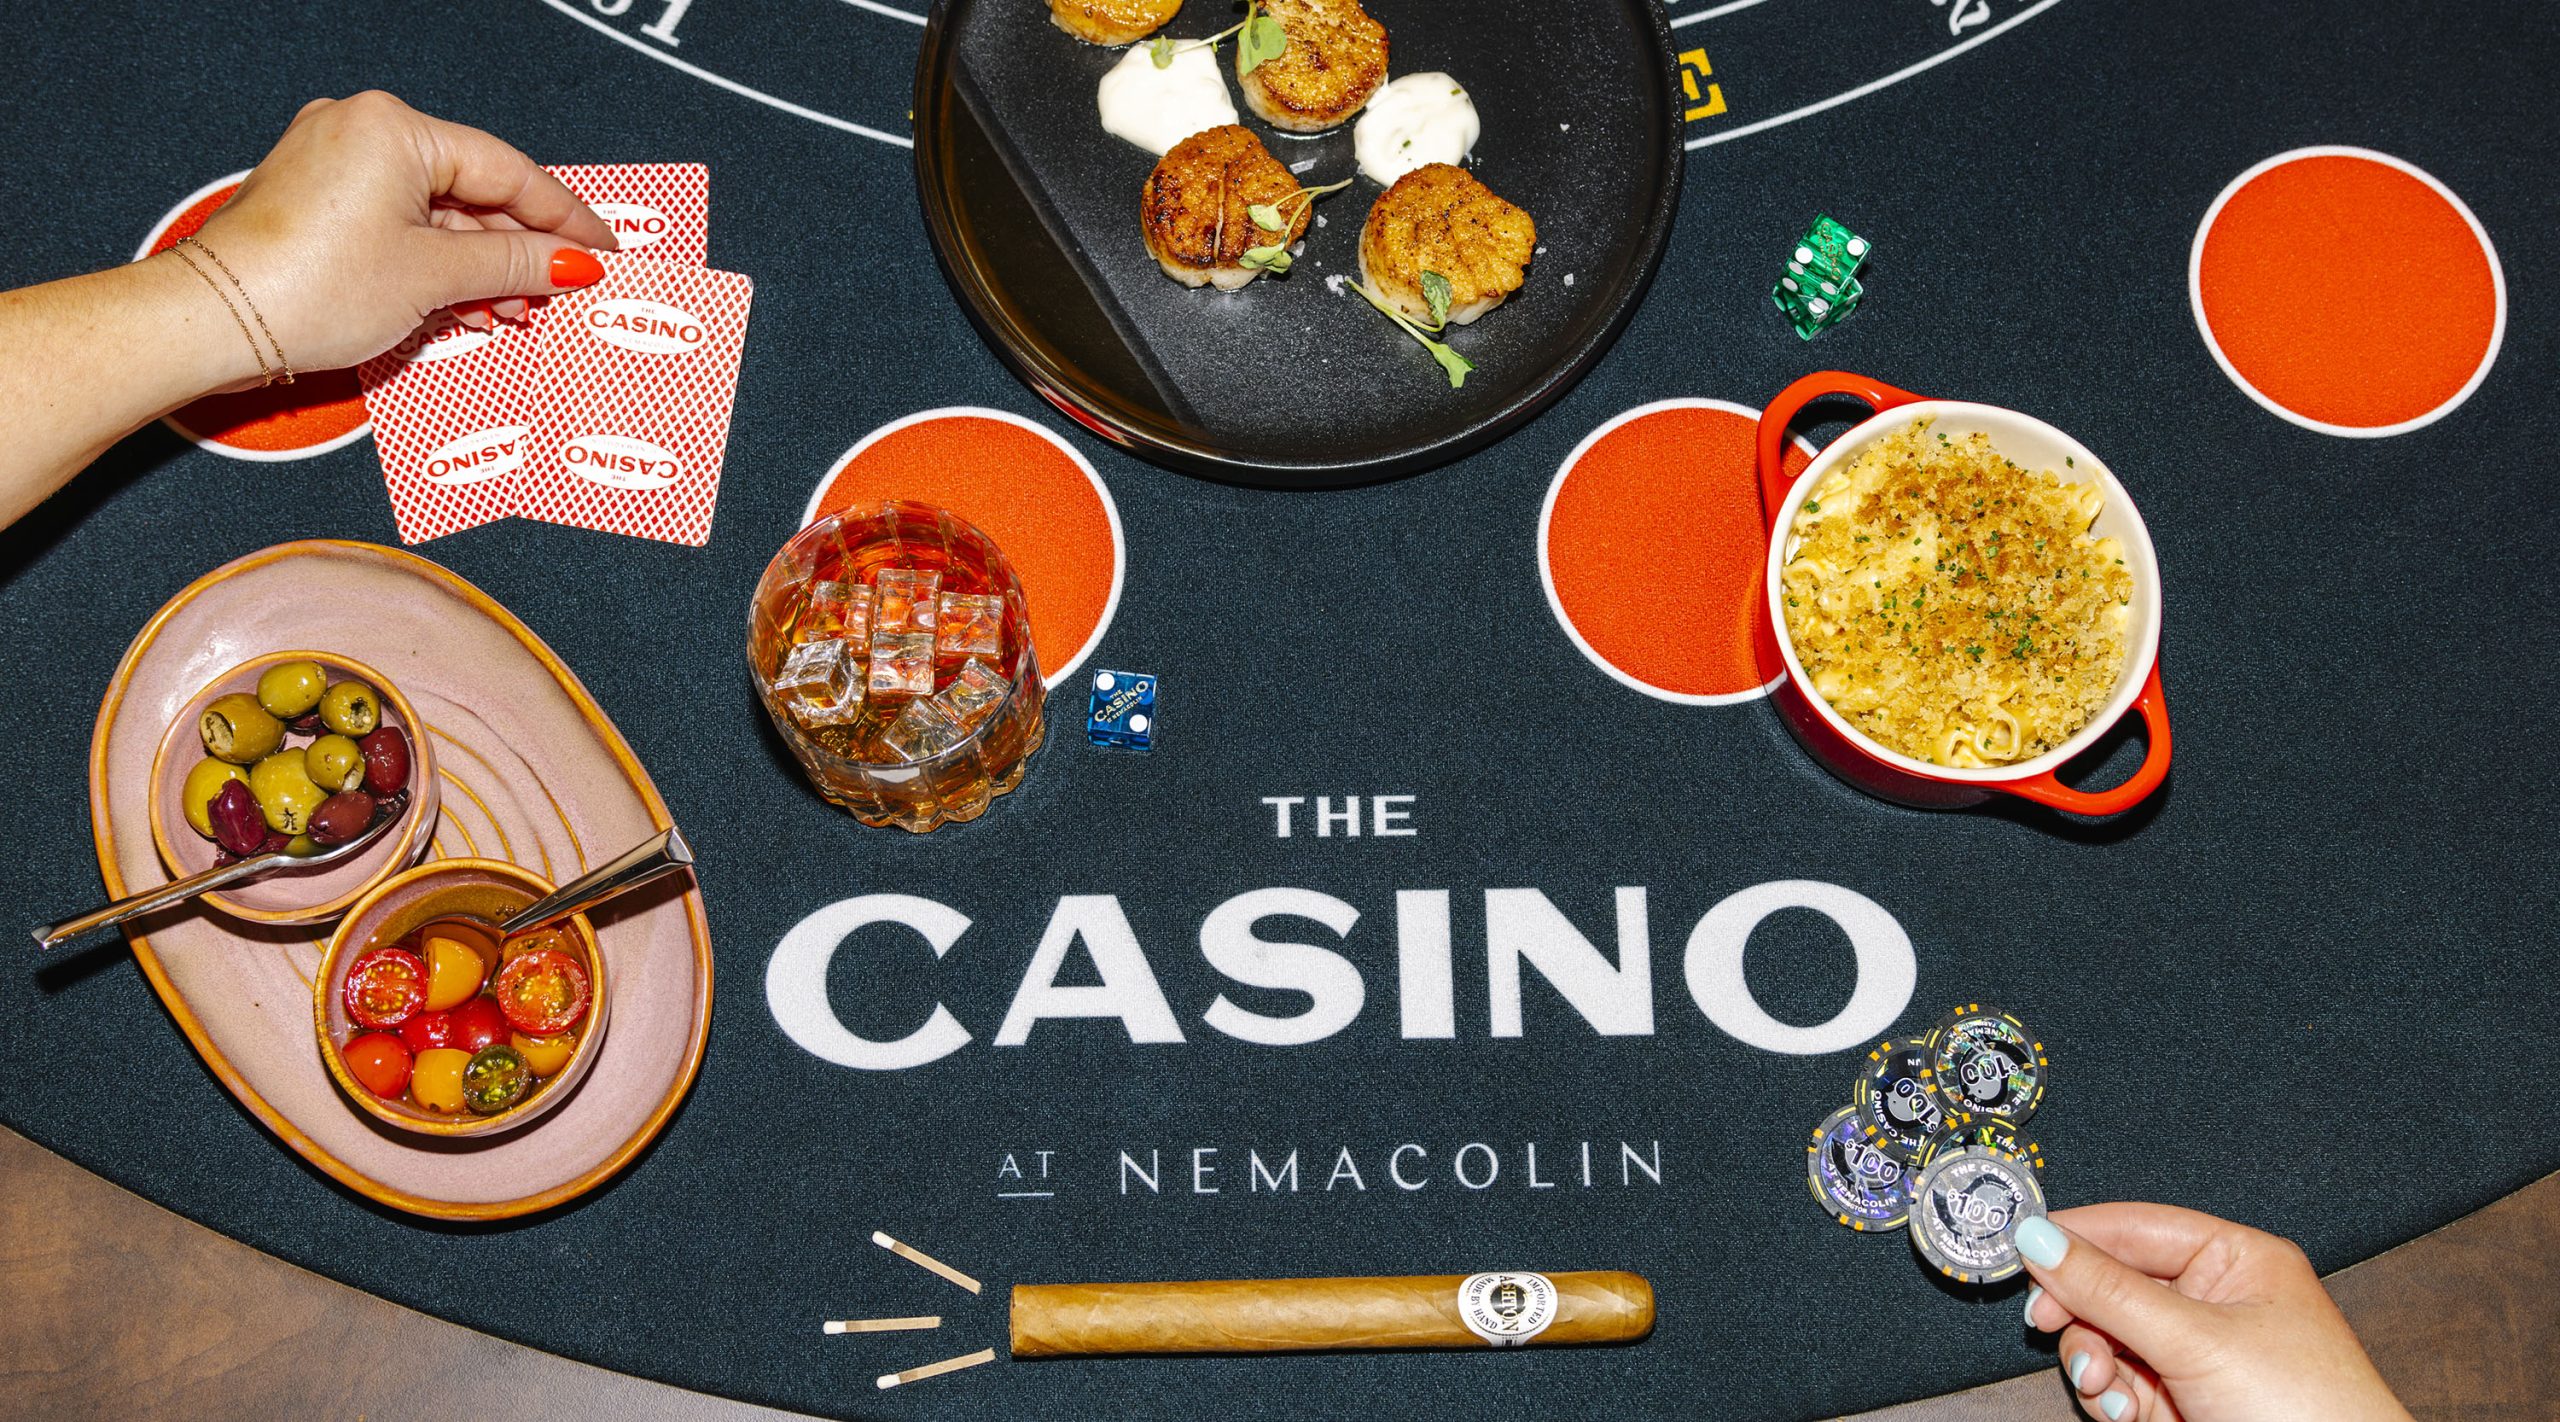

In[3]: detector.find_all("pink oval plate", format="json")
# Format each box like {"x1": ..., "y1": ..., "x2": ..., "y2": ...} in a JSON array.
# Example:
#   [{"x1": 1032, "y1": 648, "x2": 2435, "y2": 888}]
[{"x1": 88, "y1": 540, "x2": 713, "y2": 1220}]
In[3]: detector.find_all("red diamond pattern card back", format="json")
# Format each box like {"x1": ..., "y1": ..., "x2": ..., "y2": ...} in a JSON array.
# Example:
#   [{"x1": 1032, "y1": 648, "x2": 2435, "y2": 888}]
[{"x1": 513, "y1": 252, "x2": 755, "y2": 546}]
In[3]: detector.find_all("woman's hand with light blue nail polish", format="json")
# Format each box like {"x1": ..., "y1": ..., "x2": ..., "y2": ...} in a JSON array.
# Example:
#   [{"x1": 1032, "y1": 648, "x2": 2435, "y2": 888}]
[{"x1": 2017, "y1": 1202, "x2": 2413, "y2": 1422}]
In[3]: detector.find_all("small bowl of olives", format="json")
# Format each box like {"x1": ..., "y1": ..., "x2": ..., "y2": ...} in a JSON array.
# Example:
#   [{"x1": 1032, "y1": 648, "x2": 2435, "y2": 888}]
[
  {"x1": 315, "y1": 858, "x2": 608, "y2": 1139},
  {"x1": 148, "y1": 651, "x2": 439, "y2": 927}
]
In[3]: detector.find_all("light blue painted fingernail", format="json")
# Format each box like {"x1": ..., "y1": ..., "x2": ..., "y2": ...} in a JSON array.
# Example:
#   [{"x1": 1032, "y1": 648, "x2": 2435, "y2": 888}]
[
  {"x1": 2068, "y1": 1353, "x2": 2090, "y2": 1390},
  {"x1": 2022, "y1": 1285, "x2": 2043, "y2": 1326},
  {"x1": 2099, "y1": 1390, "x2": 2130, "y2": 1421},
  {"x1": 2014, "y1": 1215, "x2": 2068, "y2": 1268}
]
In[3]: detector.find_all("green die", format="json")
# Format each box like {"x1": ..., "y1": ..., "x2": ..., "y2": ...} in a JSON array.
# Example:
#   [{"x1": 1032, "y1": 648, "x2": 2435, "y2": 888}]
[
  {"x1": 1800, "y1": 212, "x2": 1871, "y2": 280},
  {"x1": 1773, "y1": 271, "x2": 1862, "y2": 339}
]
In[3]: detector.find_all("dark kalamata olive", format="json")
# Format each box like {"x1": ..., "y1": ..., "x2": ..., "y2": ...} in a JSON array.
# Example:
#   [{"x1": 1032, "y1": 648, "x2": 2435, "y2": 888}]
[
  {"x1": 209, "y1": 781, "x2": 268, "y2": 857},
  {"x1": 359, "y1": 726, "x2": 411, "y2": 795},
  {"x1": 309, "y1": 791, "x2": 377, "y2": 846},
  {"x1": 258, "y1": 829, "x2": 293, "y2": 856},
  {"x1": 289, "y1": 710, "x2": 324, "y2": 735}
]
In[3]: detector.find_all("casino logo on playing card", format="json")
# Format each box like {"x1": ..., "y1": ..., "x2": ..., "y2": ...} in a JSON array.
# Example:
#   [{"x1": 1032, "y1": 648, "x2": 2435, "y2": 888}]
[
  {"x1": 423, "y1": 425, "x2": 529, "y2": 486},
  {"x1": 591, "y1": 201, "x2": 674, "y2": 251},
  {"x1": 563, "y1": 433, "x2": 683, "y2": 490},
  {"x1": 585, "y1": 297, "x2": 709, "y2": 355},
  {"x1": 389, "y1": 318, "x2": 495, "y2": 364}
]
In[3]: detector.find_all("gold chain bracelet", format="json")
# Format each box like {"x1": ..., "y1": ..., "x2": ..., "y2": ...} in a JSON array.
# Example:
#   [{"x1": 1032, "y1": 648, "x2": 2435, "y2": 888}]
[
  {"x1": 166, "y1": 242, "x2": 274, "y2": 386},
  {"x1": 175, "y1": 235, "x2": 294, "y2": 386}
]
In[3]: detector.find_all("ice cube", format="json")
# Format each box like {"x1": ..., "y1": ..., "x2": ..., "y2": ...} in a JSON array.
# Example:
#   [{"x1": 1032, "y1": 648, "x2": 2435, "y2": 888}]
[
  {"x1": 800, "y1": 580, "x2": 874, "y2": 645},
  {"x1": 797, "y1": 677, "x2": 868, "y2": 729},
  {"x1": 873, "y1": 568, "x2": 941, "y2": 635},
  {"x1": 935, "y1": 657, "x2": 1009, "y2": 729},
  {"x1": 868, "y1": 632, "x2": 935, "y2": 699},
  {"x1": 880, "y1": 698, "x2": 966, "y2": 761},
  {"x1": 771, "y1": 638, "x2": 857, "y2": 711},
  {"x1": 935, "y1": 592, "x2": 1004, "y2": 660}
]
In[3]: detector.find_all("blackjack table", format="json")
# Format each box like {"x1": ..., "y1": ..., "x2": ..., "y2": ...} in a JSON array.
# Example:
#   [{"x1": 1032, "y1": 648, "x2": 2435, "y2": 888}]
[{"x1": 2, "y1": 1, "x2": 2555, "y2": 1418}]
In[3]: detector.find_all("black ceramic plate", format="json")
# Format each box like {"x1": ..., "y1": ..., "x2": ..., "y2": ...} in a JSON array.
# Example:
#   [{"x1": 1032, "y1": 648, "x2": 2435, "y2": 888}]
[{"x1": 913, "y1": 0, "x2": 1684, "y2": 488}]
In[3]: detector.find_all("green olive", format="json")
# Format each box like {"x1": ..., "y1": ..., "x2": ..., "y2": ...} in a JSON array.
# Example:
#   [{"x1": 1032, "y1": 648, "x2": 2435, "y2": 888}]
[
  {"x1": 318, "y1": 680, "x2": 380, "y2": 737},
  {"x1": 248, "y1": 750, "x2": 325, "y2": 835},
  {"x1": 255, "y1": 660, "x2": 328, "y2": 719},
  {"x1": 305, "y1": 734, "x2": 366, "y2": 794},
  {"x1": 180, "y1": 759, "x2": 250, "y2": 839},
  {"x1": 200, "y1": 694, "x2": 285, "y2": 764},
  {"x1": 283, "y1": 833, "x2": 322, "y2": 858}
]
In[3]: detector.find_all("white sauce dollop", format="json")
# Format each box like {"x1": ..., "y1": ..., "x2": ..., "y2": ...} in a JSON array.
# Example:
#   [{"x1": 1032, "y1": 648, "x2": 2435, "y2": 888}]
[
  {"x1": 1353, "y1": 73, "x2": 1482, "y2": 186},
  {"x1": 1097, "y1": 43, "x2": 1239, "y2": 155}
]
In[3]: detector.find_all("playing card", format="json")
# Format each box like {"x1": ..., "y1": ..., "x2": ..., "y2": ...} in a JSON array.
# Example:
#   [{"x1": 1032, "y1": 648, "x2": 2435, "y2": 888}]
[
  {"x1": 512, "y1": 252, "x2": 755, "y2": 546},
  {"x1": 547, "y1": 163, "x2": 710, "y2": 268},
  {"x1": 358, "y1": 164, "x2": 710, "y2": 540},
  {"x1": 358, "y1": 316, "x2": 541, "y2": 543}
]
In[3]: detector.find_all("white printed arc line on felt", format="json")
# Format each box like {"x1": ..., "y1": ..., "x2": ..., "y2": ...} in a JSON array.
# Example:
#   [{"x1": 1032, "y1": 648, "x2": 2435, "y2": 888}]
[
  {"x1": 133, "y1": 169, "x2": 376, "y2": 462},
  {"x1": 1537, "y1": 397, "x2": 1815, "y2": 707},
  {"x1": 529, "y1": 0, "x2": 916, "y2": 149},
  {"x1": 1684, "y1": 0, "x2": 2071, "y2": 148},
  {"x1": 802, "y1": 406, "x2": 1126, "y2": 686},
  {"x1": 2187, "y1": 146, "x2": 2507, "y2": 439},
  {"x1": 1670, "y1": 0, "x2": 1775, "y2": 24},
  {"x1": 829, "y1": 0, "x2": 927, "y2": 25}
]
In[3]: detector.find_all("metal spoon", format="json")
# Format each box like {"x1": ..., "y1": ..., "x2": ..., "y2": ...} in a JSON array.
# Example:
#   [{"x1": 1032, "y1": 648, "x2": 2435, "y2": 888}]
[
  {"x1": 496, "y1": 827, "x2": 695, "y2": 939},
  {"x1": 31, "y1": 809, "x2": 404, "y2": 952}
]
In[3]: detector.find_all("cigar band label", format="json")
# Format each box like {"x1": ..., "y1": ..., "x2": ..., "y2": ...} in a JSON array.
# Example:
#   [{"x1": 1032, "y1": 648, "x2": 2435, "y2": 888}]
[{"x1": 1457, "y1": 1272, "x2": 1559, "y2": 1347}]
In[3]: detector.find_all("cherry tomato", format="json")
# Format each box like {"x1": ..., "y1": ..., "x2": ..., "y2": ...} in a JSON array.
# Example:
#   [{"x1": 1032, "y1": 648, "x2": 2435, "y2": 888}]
[
  {"x1": 398, "y1": 1009, "x2": 455, "y2": 1054},
  {"x1": 421, "y1": 933, "x2": 488, "y2": 1011},
  {"x1": 342, "y1": 947, "x2": 427, "y2": 1029},
  {"x1": 446, "y1": 996, "x2": 510, "y2": 1054},
  {"x1": 340, "y1": 1032, "x2": 412, "y2": 1098},
  {"x1": 512, "y1": 1030, "x2": 576, "y2": 1078},
  {"x1": 462, "y1": 1044, "x2": 532, "y2": 1115},
  {"x1": 500, "y1": 924, "x2": 574, "y2": 966},
  {"x1": 493, "y1": 948, "x2": 591, "y2": 1036},
  {"x1": 410, "y1": 1047, "x2": 470, "y2": 1113}
]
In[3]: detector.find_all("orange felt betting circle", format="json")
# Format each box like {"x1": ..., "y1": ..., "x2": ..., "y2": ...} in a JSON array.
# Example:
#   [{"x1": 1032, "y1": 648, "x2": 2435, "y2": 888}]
[
  {"x1": 141, "y1": 178, "x2": 371, "y2": 458},
  {"x1": 2194, "y1": 149, "x2": 2503, "y2": 435},
  {"x1": 1541, "y1": 401, "x2": 1809, "y2": 703},
  {"x1": 808, "y1": 410, "x2": 1122, "y2": 683}
]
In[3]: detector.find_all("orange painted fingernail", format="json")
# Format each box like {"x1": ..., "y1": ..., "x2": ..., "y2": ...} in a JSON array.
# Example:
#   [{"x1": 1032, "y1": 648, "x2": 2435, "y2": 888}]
[{"x1": 550, "y1": 248, "x2": 604, "y2": 290}]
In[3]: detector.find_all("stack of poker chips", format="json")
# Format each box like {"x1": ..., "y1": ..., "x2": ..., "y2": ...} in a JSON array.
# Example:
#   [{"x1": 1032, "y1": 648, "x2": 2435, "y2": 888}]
[
  {"x1": 1805, "y1": 1004, "x2": 2050, "y2": 1285},
  {"x1": 1771, "y1": 213, "x2": 1871, "y2": 340}
]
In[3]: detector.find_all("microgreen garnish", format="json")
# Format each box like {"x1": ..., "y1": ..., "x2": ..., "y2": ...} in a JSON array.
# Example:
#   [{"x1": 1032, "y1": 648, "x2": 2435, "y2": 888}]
[
  {"x1": 1350, "y1": 276, "x2": 1475, "y2": 388},
  {"x1": 1248, "y1": 177, "x2": 1351, "y2": 234},
  {"x1": 1154, "y1": 2, "x2": 1288, "y2": 74},
  {"x1": 1420, "y1": 271, "x2": 1455, "y2": 327}
]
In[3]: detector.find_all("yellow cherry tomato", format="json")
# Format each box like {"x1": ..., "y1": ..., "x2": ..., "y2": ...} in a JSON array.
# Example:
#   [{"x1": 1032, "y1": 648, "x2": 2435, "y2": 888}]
[
  {"x1": 408, "y1": 1047, "x2": 471, "y2": 1113},
  {"x1": 511, "y1": 1030, "x2": 576, "y2": 1078},
  {"x1": 421, "y1": 935, "x2": 487, "y2": 1012}
]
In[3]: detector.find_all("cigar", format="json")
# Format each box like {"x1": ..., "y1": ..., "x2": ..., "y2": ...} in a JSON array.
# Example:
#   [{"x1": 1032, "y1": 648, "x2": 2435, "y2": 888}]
[{"x1": 1010, "y1": 1271, "x2": 1654, "y2": 1357}]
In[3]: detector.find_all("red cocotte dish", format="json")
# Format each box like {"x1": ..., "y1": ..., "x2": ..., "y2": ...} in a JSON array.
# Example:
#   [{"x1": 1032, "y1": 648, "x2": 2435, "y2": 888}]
[{"x1": 1753, "y1": 372, "x2": 2172, "y2": 815}]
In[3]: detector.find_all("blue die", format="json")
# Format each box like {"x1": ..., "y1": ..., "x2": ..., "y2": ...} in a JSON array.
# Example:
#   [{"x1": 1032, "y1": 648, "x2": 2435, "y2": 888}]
[{"x1": 1086, "y1": 669, "x2": 1157, "y2": 750}]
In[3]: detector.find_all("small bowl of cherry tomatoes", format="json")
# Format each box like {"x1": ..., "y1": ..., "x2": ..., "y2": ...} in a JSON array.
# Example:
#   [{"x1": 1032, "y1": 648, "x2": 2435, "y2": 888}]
[{"x1": 316, "y1": 858, "x2": 608, "y2": 1138}]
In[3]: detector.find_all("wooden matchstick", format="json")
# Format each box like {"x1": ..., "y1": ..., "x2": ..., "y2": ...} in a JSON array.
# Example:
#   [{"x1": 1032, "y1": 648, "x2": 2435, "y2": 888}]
[
  {"x1": 822, "y1": 1315, "x2": 941, "y2": 1334},
  {"x1": 871, "y1": 1230, "x2": 983, "y2": 1295},
  {"x1": 876, "y1": 1347, "x2": 996, "y2": 1390}
]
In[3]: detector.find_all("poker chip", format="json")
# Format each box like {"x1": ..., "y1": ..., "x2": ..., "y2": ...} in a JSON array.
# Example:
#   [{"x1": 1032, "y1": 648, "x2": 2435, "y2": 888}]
[
  {"x1": 1918, "y1": 1119, "x2": 2045, "y2": 1175},
  {"x1": 1806, "y1": 1105, "x2": 1915, "y2": 1232},
  {"x1": 1851, "y1": 1038, "x2": 1960, "y2": 1163},
  {"x1": 1926, "y1": 1005, "x2": 2049, "y2": 1124},
  {"x1": 1908, "y1": 1143, "x2": 2047, "y2": 1285}
]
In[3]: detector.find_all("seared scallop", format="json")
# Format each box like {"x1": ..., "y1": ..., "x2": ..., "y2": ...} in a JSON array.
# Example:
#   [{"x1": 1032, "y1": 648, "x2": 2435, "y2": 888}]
[
  {"x1": 1141, "y1": 124, "x2": 1313, "y2": 291},
  {"x1": 1357, "y1": 163, "x2": 1536, "y2": 325},
  {"x1": 1237, "y1": 0, "x2": 1387, "y2": 133},
  {"x1": 1051, "y1": 0, "x2": 1182, "y2": 46}
]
